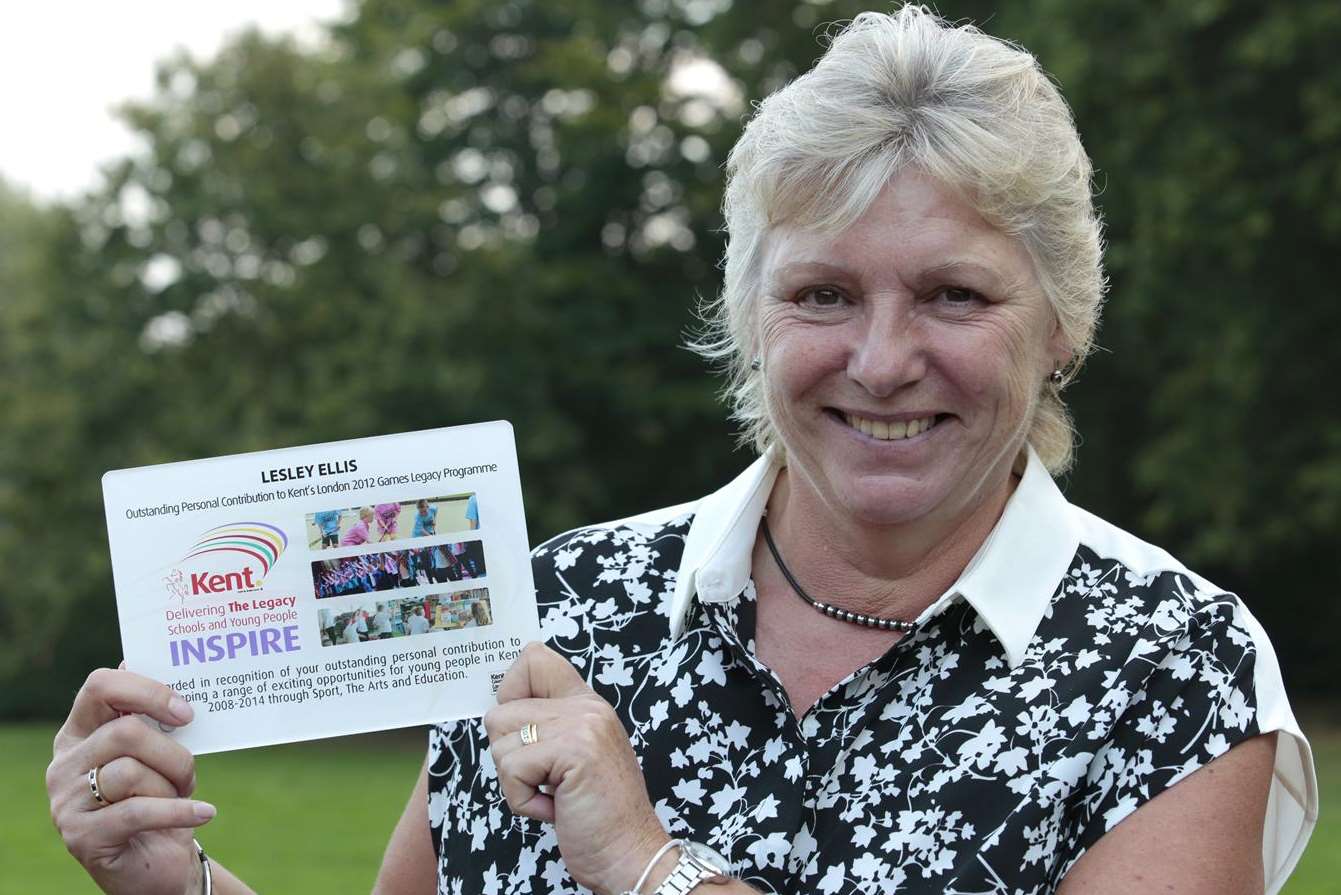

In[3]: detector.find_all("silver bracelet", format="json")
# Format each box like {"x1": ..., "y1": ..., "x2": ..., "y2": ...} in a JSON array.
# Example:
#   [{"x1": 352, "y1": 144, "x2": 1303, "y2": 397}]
[
  {"x1": 623, "y1": 839, "x2": 681, "y2": 895},
  {"x1": 193, "y1": 838, "x2": 212, "y2": 895}
]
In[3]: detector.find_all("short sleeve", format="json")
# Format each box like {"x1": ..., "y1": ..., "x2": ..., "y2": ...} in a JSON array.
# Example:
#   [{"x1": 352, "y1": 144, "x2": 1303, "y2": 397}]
[{"x1": 1053, "y1": 591, "x2": 1316, "y2": 892}]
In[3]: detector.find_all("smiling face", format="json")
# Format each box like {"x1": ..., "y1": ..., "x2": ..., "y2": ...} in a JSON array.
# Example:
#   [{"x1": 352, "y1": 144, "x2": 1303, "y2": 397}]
[{"x1": 758, "y1": 171, "x2": 1068, "y2": 531}]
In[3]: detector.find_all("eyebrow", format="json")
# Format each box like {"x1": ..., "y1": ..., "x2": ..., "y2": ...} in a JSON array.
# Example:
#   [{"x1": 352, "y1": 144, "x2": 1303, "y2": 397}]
[
  {"x1": 919, "y1": 258, "x2": 1011, "y2": 286},
  {"x1": 769, "y1": 258, "x2": 1015, "y2": 288},
  {"x1": 767, "y1": 261, "x2": 854, "y2": 285}
]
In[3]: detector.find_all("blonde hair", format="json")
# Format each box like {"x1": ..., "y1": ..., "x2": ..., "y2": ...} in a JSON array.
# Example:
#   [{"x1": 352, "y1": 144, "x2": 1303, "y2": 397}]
[{"x1": 694, "y1": 5, "x2": 1105, "y2": 473}]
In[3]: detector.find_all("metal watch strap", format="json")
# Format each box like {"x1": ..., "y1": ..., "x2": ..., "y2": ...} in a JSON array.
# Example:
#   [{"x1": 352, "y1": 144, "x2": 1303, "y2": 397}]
[
  {"x1": 622, "y1": 840, "x2": 682, "y2": 895},
  {"x1": 652, "y1": 848, "x2": 714, "y2": 895}
]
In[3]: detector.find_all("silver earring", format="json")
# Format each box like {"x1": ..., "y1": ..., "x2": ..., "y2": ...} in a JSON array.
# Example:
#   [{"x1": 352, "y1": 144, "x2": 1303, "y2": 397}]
[
  {"x1": 750, "y1": 357, "x2": 762, "y2": 371},
  {"x1": 1049, "y1": 368, "x2": 1065, "y2": 387}
]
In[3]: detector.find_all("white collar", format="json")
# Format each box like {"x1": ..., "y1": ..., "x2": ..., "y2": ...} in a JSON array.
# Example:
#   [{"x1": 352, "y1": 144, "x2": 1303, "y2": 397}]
[{"x1": 668, "y1": 445, "x2": 1079, "y2": 669}]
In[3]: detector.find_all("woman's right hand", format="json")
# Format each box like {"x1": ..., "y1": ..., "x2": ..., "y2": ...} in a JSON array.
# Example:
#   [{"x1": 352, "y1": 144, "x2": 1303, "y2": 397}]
[{"x1": 46, "y1": 667, "x2": 216, "y2": 895}]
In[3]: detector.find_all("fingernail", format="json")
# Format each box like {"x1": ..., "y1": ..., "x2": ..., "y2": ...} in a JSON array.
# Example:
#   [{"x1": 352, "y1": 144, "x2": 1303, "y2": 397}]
[
  {"x1": 169, "y1": 696, "x2": 193, "y2": 724},
  {"x1": 193, "y1": 801, "x2": 216, "y2": 821}
]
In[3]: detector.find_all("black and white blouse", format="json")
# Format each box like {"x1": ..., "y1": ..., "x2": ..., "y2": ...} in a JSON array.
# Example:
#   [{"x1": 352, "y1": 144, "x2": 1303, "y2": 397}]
[{"x1": 427, "y1": 449, "x2": 1315, "y2": 894}]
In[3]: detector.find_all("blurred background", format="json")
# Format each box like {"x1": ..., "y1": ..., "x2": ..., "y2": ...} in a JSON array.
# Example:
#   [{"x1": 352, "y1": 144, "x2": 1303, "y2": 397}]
[{"x1": 2, "y1": 0, "x2": 1336, "y2": 891}]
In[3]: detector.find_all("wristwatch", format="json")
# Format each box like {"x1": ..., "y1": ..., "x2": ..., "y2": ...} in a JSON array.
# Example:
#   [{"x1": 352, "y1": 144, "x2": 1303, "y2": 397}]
[{"x1": 651, "y1": 840, "x2": 733, "y2": 895}]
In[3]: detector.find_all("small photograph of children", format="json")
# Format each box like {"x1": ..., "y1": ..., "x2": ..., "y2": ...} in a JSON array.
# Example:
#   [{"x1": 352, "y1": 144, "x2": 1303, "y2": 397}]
[
  {"x1": 316, "y1": 588, "x2": 494, "y2": 647},
  {"x1": 311, "y1": 541, "x2": 486, "y2": 599},
  {"x1": 305, "y1": 493, "x2": 479, "y2": 551}
]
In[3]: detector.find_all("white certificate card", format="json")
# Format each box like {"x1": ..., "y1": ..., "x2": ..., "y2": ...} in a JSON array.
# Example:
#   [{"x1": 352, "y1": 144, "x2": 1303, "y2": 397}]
[{"x1": 102, "y1": 421, "x2": 539, "y2": 754}]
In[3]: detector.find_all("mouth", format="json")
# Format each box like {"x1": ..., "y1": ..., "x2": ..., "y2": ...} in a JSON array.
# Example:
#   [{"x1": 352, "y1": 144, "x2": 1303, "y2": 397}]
[{"x1": 834, "y1": 411, "x2": 947, "y2": 441}]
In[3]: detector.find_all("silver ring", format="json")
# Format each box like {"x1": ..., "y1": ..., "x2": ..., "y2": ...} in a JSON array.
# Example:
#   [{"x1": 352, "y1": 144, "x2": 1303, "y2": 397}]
[
  {"x1": 87, "y1": 765, "x2": 109, "y2": 806},
  {"x1": 519, "y1": 722, "x2": 539, "y2": 745}
]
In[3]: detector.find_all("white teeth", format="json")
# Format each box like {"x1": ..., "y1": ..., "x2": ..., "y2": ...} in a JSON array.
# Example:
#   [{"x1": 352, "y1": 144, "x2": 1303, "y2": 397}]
[{"x1": 844, "y1": 413, "x2": 937, "y2": 441}]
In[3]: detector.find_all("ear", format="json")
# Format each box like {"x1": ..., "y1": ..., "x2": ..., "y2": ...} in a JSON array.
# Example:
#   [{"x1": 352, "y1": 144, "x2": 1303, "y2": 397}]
[{"x1": 1046, "y1": 317, "x2": 1073, "y2": 376}]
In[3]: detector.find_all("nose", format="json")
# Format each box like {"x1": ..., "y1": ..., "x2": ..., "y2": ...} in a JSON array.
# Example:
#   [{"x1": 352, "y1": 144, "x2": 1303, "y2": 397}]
[{"x1": 846, "y1": 295, "x2": 926, "y2": 398}]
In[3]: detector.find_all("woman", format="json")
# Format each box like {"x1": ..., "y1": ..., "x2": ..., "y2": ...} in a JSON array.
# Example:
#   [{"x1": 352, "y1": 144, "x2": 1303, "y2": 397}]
[
  {"x1": 46, "y1": 8, "x2": 1314, "y2": 895},
  {"x1": 471, "y1": 600, "x2": 491, "y2": 627},
  {"x1": 460, "y1": 600, "x2": 491, "y2": 629}
]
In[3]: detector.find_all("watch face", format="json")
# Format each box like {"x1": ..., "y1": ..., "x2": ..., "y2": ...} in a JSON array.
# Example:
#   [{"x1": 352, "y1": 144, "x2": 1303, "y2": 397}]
[{"x1": 682, "y1": 840, "x2": 732, "y2": 879}]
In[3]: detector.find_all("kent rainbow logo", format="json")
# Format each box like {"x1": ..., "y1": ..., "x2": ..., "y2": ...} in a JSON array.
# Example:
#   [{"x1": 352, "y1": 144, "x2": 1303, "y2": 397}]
[
  {"x1": 163, "y1": 522, "x2": 289, "y2": 601},
  {"x1": 183, "y1": 522, "x2": 288, "y2": 575}
]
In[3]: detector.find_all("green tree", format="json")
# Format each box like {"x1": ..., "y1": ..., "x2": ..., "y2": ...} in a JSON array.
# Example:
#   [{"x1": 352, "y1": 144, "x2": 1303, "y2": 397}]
[
  {"x1": 993, "y1": 0, "x2": 1341, "y2": 691},
  {"x1": 4, "y1": 0, "x2": 1338, "y2": 715},
  {"x1": 0, "y1": 179, "x2": 162, "y2": 713}
]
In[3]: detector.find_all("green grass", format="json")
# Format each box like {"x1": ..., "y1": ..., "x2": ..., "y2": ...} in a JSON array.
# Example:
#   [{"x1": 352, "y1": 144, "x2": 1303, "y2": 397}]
[
  {"x1": 6, "y1": 723, "x2": 425, "y2": 894},
  {"x1": 9, "y1": 722, "x2": 1338, "y2": 893}
]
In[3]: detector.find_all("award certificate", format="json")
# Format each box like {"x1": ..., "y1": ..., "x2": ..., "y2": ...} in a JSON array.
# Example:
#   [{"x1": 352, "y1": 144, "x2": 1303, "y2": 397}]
[{"x1": 102, "y1": 421, "x2": 538, "y2": 754}]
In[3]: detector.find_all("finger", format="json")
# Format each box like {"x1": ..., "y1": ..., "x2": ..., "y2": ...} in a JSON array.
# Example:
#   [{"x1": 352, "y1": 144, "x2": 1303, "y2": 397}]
[
  {"x1": 60, "y1": 668, "x2": 193, "y2": 745},
  {"x1": 71, "y1": 796, "x2": 216, "y2": 852},
  {"x1": 94, "y1": 756, "x2": 186, "y2": 806},
  {"x1": 72, "y1": 715, "x2": 196, "y2": 799},
  {"x1": 494, "y1": 740, "x2": 558, "y2": 823},
  {"x1": 54, "y1": 755, "x2": 182, "y2": 820},
  {"x1": 495, "y1": 642, "x2": 588, "y2": 704},
  {"x1": 482, "y1": 697, "x2": 575, "y2": 748}
]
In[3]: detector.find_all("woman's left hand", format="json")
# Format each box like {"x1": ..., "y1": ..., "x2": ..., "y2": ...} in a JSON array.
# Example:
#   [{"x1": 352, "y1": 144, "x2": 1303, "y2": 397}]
[{"x1": 485, "y1": 642, "x2": 672, "y2": 895}]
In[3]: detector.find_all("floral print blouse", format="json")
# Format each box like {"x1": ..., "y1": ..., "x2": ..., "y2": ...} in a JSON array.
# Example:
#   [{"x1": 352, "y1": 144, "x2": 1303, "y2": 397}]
[{"x1": 428, "y1": 449, "x2": 1315, "y2": 894}]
